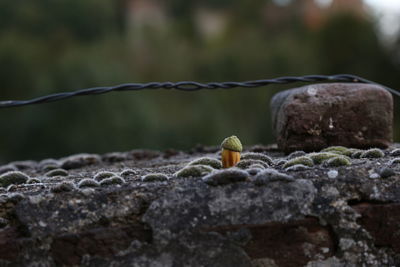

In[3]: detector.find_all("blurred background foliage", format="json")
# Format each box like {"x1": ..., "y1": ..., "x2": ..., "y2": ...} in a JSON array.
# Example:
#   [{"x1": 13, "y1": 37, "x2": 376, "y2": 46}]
[{"x1": 0, "y1": 0, "x2": 399, "y2": 163}]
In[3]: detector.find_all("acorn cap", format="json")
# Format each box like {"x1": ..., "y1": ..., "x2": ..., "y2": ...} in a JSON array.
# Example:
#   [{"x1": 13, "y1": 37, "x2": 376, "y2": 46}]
[{"x1": 221, "y1": 136, "x2": 243, "y2": 152}]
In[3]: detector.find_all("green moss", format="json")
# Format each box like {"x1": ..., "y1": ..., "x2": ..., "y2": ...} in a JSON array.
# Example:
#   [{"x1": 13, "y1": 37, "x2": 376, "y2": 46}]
[
  {"x1": 350, "y1": 150, "x2": 363, "y2": 159},
  {"x1": 188, "y1": 157, "x2": 222, "y2": 169},
  {"x1": 94, "y1": 171, "x2": 116, "y2": 182},
  {"x1": 321, "y1": 146, "x2": 353, "y2": 156},
  {"x1": 141, "y1": 173, "x2": 169, "y2": 182},
  {"x1": 241, "y1": 153, "x2": 273, "y2": 164},
  {"x1": 52, "y1": 181, "x2": 76, "y2": 193},
  {"x1": 100, "y1": 176, "x2": 125, "y2": 186},
  {"x1": 236, "y1": 159, "x2": 268, "y2": 169},
  {"x1": 360, "y1": 148, "x2": 385, "y2": 158},
  {"x1": 283, "y1": 156, "x2": 314, "y2": 169},
  {"x1": 221, "y1": 136, "x2": 242, "y2": 152},
  {"x1": 308, "y1": 152, "x2": 338, "y2": 164},
  {"x1": 45, "y1": 169, "x2": 68, "y2": 177},
  {"x1": 77, "y1": 178, "x2": 99, "y2": 188},
  {"x1": 175, "y1": 165, "x2": 213, "y2": 178},
  {"x1": 323, "y1": 156, "x2": 351, "y2": 167},
  {"x1": 0, "y1": 171, "x2": 29, "y2": 187}
]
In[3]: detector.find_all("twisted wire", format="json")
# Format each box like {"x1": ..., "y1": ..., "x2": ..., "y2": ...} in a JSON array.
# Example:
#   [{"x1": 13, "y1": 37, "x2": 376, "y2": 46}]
[{"x1": 0, "y1": 74, "x2": 398, "y2": 108}]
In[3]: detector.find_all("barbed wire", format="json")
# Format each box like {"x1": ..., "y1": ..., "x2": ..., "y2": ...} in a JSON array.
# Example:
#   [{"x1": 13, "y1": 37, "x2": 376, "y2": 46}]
[{"x1": 0, "y1": 74, "x2": 399, "y2": 109}]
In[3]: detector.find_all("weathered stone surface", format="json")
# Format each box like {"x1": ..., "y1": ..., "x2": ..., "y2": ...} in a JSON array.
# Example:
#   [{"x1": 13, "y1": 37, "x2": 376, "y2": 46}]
[
  {"x1": 271, "y1": 83, "x2": 393, "y2": 153},
  {"x1": 0, "y1": 145, "x2": 399, "y2": 266}
]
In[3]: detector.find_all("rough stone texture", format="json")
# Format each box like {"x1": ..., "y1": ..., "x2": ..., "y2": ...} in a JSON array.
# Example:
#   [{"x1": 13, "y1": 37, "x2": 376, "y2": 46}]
[
  {"x1": 0, "y1": 144, "x2": 399, "y2": 266},
  {"x1": 271, "y1": 83, "x2": 393, "y2": 153}
]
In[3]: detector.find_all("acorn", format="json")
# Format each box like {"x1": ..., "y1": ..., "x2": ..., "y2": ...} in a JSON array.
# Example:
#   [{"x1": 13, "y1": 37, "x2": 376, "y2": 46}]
[{"x1": 221, "y1": 136, "x2": 243, "y2": 168}]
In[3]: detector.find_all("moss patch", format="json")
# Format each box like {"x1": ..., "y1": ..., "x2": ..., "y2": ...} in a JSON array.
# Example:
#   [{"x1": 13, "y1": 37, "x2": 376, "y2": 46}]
[
  {"x1": 175, "y1": 165, "x2": 213, "y2": 178},
  {"x1": 0, "y1": 171, "x2": 29, "y2": 187},
  {"x1": 283, "y1": 156, "x2": 314, "y2": 169}
]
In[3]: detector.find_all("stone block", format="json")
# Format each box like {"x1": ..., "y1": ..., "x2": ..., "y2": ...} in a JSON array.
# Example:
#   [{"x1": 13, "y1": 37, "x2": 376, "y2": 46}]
[{"x1": 271, "y1": 83, "x2": 393, "y2": 153}]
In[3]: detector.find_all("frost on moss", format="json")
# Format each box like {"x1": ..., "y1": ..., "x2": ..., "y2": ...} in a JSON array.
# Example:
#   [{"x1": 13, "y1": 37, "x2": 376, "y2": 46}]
[
  {"x1": 100, "y1": 176, "x2": 126, "y2": 186},
  {"x1": 241, "y1": 153, "x2": 273, "y2": 164},
  {"x1": 308, "y1": 152, "x2": 338, "y2": 165},
  {"x1": 390, "y1": 158, "x2": 400, "y2": 165},
  {"x1": 202, "y1": 168, "x2": 248, "y2": 186},
  {"x1": 283, "y1": 156, "x2": 314, "y2": 169},
  {"x1": 0, "y1": 165, "x2": 17, "y2": 175},
  {"x1": 323, "y1": 156, "x2": 351, "y2": 167},
  {"x1": 141, "y1": 173, "x2": 169, "y2": 182},
  {"x1": 77, "y1": 179, "x2": 99, "y2": 188},
  {"x1": 120, "y1": 169, "x2": 138, "y2": 177},
  {"x1": 253, "y1": 169, "x2": 294, "y2": 185},
  {"x1": 321, "y1": 146, "x2": 352, "y2": 156},
  {"x1": 26, "y1": 178, "x2": 41, "y2": 184},
  {"x1": 94, "y1": 171, "x2": 116, "y2": 182},
  {"x1": 188, "y1": 157, "x2": 222, "y2": 169},
  {"x1": 175, "y1": 165, "x2": 213, "y2": 178},
  {"x1": 285, "y1": 164, "x2": 311, "y2": 172},
  {"x1": 52, "y1": 181, "x2": 76, "y2": 193},
  {"x1": 287, "y1": 151, "x2": 306, "y2": 160},
  {"x1": 390, "y1": 149, "x2": 400, "y2": 157},
  {"x1": 360, "y1": 148, "x2": 385, "y2": 159},
  {"x1": 0, "y1": 171, "x2": 29, "y2": 187},
  {"x1": 45, "y1": 169, "x2": 68, "y2": 177},
  {"x1": 61, "y1": 154, "x2": 101, "y2": 170},
  {"x1": 236, "y1": 160, "x2": 268, "y2": 169}
]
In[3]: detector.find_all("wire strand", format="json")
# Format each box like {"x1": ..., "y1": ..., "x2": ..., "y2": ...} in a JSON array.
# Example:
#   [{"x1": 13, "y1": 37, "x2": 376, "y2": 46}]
[{"x1": 0, "y1": 74, "x2": 398, "y2": 109}]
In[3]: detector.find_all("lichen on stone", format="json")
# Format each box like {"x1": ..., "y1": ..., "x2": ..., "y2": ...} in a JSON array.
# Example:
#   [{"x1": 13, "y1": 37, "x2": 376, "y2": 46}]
[
  {"x1": 240, "y1": 152, "x2": 273, "y2": 164},
  {"x1": 323, "y1": 156, "x2": 351, "y2": 167},
  {"x1": 321, "y1": 146, "x2": 352, "y2": 156},
  {"x1": 202, "y1": 168, "x2": 248, "y2": 186},
  {"x1": 77, "y1": 178, "x2": 99, "y2": 188},
  {"x1": 99, "y1": 176, "x2": 126, "y2": 186},
  {"x1": 236, "y1": 159, "x2": 269, "y2": 169},
  {"x1": 360, "y1": 148, "x2": 385, "y2": 159},
  {"x1": 45, "y1": 169, "x2": 68, "y2": 177},
  {"x1": 0, "y1": 171, "x2": 29, "y2": 187},
  {"x1": 94, "y1": 171, "x2": 116, "y2": 182},
  {"x1": 283, "y1": 156, "x2": 314, "y2": 169},
  {"x1": 308, "y1": 152, "x2": 338, "y2": 164},
  {"x1": 221, "y1": 136, "x2": 243, "y2": 152},
  {"x1": 175, "y1": 165, "x2": 213, "y2": 178},
  {"x1": 141, "y1": 173, "x2": 169, "y2": 182},
  {"x1": 188, "y1": 157, "x2": 222, "y2": 169}
]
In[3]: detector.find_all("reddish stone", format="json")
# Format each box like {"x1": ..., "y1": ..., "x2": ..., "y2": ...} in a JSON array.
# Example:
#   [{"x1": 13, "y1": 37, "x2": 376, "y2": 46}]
[
  {"x1": 352, "y1": 203, "x2": 400, "y2": 253},
  {"x1": 271, "y1": 83, "x2": 393, "y2": 153},
  {"x1": 204, "y1": 217, "x2": 335, "y2": 267}
]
